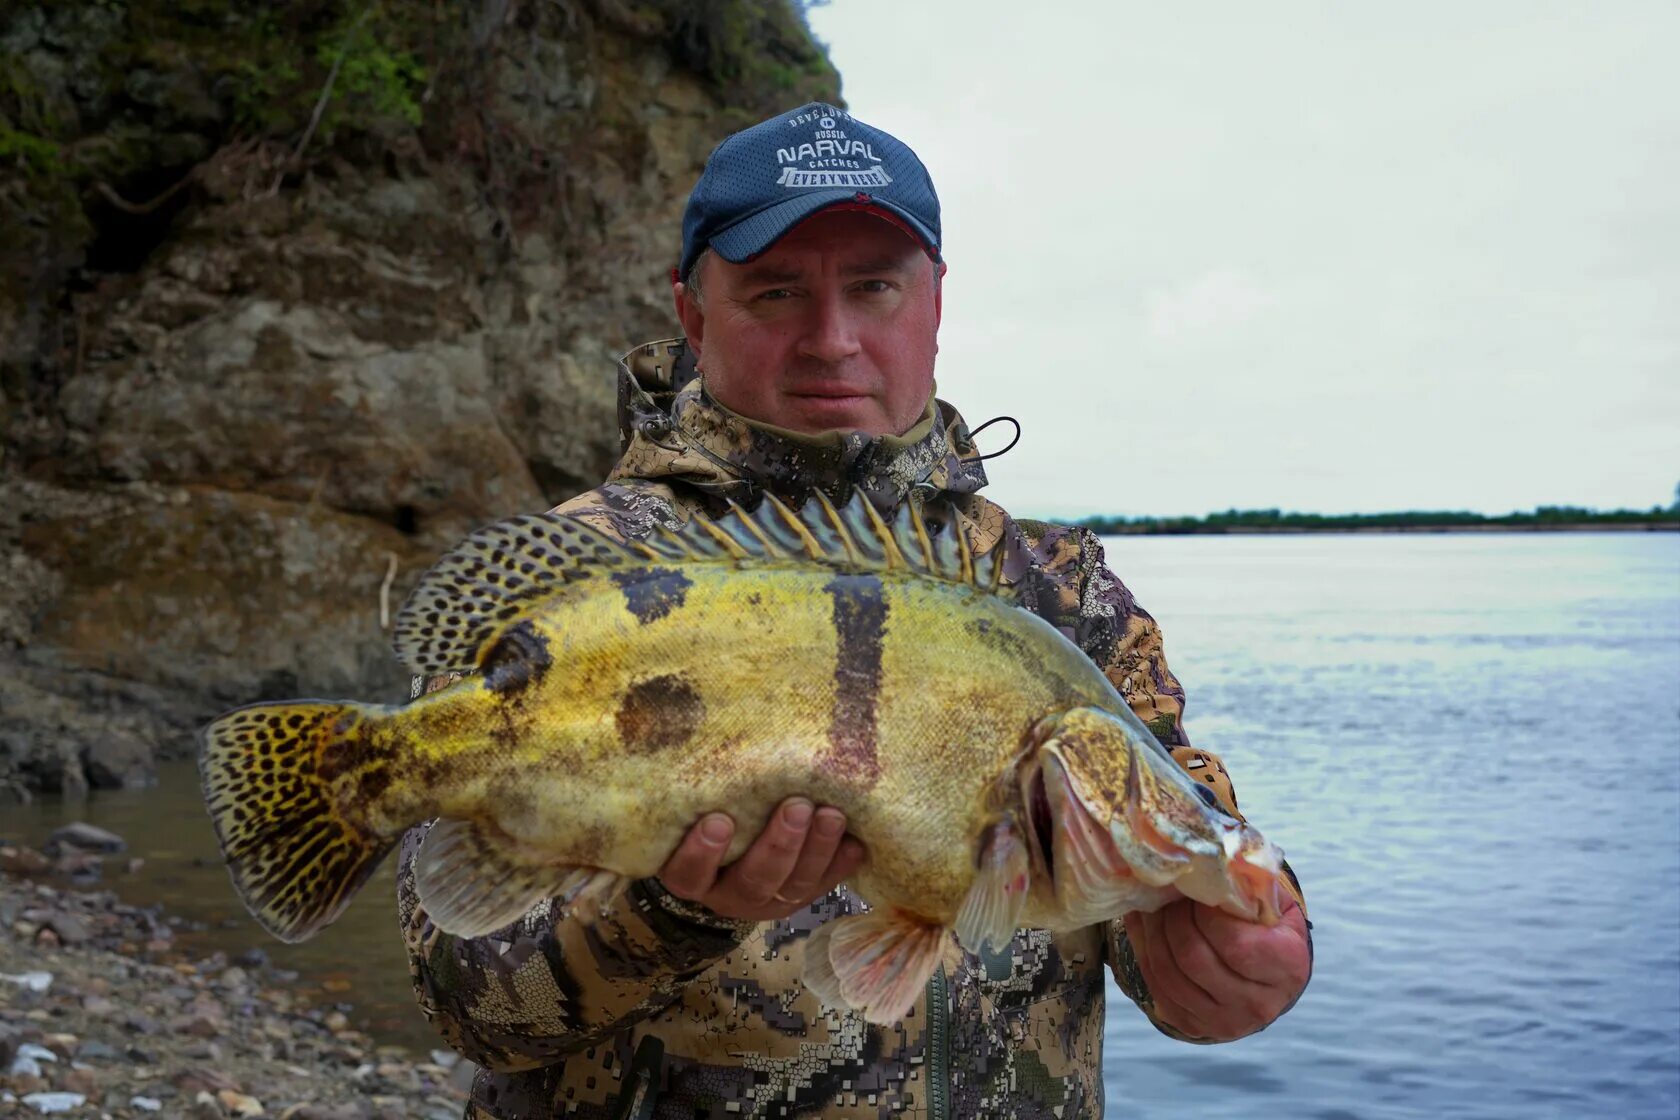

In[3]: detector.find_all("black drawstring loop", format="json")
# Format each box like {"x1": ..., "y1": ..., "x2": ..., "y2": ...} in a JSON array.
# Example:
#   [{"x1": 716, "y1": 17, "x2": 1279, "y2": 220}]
[{"x1": 967, "y1": 415, "x2": 1021, "y2": 462}]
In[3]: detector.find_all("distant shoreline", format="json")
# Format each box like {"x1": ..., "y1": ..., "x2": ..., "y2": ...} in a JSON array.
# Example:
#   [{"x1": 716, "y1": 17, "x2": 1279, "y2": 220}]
[{"x1": 1092, "y1": 521, "x2": 1680, "y2": 536}]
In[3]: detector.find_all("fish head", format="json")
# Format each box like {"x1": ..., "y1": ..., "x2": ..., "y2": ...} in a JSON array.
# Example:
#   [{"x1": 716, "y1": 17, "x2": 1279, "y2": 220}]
[{"x1": 1018, "y1": 707, "x2": 1286, "y2": 928}]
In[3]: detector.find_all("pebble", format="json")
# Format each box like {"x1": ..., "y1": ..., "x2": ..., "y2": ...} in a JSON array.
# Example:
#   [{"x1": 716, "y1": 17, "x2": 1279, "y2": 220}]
[
  {"x1": 44, "y1": 823, "x2": 127, "y2": 855},
  {"x1": 123, "y1": 1012, "x2": 162, "y2": 1035},
  {"x1": 172, "y1": 1066, "x2": 243, "y2": 1094},
  {"x1": 78, "y1": 1039, "x2": 120, "y2": 1060},
  {"x1": 131, "y1": 1097, "x2": 163, "y2": 1112},
  {"x1": 20, "y1": 1092, "x2": 86, "y2": 1114},
  {"x1": 58, "y1": 1066, "x2": 98, "y2": 1096},
  {"x1": 219, "y1": 1087, "x2": 266, "y2": 1116},
  {"x1": 0, "y1": 846, "x2": 52, "y2": 875},
  {"x1": 0, "y1": 970, "x2": 52, "y2": 993},
  {"x1": 8, "y1": 1054, "x2": 44, "y2": 1079},
  {"x1": 42, "y1": 912, "x2": 91, "y2": 944},
  {"x1": 41, "y1": 1034, "x2": 78, "y2": 1059}
]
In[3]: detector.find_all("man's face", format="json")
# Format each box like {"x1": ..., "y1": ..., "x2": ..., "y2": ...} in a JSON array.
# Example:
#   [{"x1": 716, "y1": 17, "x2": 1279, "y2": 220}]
[{"x1": 673, "y1": 208, "x2": 942, "y2": 437}]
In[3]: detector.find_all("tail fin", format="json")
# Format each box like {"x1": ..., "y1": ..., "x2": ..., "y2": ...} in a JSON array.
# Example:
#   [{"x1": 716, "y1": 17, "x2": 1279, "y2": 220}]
[{"x1": 198, "y1": 700, "x2": 395, "y2": 943}]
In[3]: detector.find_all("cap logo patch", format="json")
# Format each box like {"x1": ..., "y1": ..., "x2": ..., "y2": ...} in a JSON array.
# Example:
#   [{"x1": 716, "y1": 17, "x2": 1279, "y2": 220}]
[{"x1": 775, "y1": 113, "x2": 892, "y2": 190}]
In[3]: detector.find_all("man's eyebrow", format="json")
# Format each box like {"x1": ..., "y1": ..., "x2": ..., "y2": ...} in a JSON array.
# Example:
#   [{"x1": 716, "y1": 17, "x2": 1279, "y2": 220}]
[
  {"x1": 737, "y1": 264, "x2": 804, "y2": 286},
  {"x1": 841, "y1": 256, "x2": 916, "y2": 276}
]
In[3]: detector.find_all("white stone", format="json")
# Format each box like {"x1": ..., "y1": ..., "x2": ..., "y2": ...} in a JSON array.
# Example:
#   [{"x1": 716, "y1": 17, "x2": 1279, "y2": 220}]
[{"x1": 0, "y1": 971, "x2": 53, "y2": 993}]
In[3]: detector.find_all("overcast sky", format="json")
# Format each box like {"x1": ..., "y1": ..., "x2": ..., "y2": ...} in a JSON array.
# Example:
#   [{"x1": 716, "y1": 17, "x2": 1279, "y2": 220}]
[{"x1": 803, "y1": 1, "x2": 1679, "y2": 518}]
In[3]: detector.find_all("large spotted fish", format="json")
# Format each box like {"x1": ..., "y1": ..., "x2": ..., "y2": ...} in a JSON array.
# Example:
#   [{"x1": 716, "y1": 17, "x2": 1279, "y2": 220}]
[{"x1": 198, "y1": 492, "x2": 1289, "y2": 1024}]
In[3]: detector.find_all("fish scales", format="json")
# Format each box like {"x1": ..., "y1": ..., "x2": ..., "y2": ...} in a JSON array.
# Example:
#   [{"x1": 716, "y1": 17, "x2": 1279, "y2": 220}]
[{"x1": 199, "y1": 491, "x2": 1290, "y2": 1025}]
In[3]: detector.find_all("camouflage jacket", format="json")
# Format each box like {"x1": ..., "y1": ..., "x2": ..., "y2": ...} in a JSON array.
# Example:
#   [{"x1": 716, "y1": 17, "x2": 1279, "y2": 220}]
[{"x1": 398, "y1": 339, "x2": 1304, "y2": 1119}]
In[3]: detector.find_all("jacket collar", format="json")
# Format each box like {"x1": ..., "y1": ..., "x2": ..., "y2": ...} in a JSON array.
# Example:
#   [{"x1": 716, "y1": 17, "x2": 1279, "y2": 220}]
[{"x1": 608, "y1": 338, "x2": 990, "y2": 507}]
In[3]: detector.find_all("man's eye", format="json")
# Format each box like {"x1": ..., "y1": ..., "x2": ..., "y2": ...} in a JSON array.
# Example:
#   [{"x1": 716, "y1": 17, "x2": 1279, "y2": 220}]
[
  {"x1": 755, "y1": 288, "x2": 794, "y2": 302},
  {"x1": 856, "y1": 280, "x2": 892, "y2": 294}
]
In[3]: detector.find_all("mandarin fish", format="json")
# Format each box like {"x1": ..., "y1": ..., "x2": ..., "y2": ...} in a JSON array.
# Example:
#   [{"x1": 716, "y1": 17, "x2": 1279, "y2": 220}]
[{"x1": 198, "y1": 492, "x2": 1288, "y2": 1024}]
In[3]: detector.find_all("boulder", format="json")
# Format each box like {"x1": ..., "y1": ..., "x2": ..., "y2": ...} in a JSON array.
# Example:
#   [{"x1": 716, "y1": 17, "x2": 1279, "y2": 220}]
[{"x1": 43, "y1": 823, "x2": 125, "y2": 855}]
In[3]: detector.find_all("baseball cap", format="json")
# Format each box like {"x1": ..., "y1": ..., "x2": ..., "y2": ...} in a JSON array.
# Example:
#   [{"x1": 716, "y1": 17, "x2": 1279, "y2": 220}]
[{"x1": 679, "y1": 102, "x2": 942, "y2": 281}]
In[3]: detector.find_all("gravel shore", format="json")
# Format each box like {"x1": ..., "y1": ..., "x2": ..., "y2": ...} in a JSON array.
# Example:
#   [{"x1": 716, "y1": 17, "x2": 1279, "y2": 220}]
[{"x1": 1, "y1": 838, "x2": 475, "y2": 1119}]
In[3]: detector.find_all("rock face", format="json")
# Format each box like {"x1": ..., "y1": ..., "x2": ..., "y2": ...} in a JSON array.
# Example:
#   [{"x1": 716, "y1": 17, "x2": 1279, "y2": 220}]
[{"x1": 0, "y1": 1, "x2": 840, "y2": 794}]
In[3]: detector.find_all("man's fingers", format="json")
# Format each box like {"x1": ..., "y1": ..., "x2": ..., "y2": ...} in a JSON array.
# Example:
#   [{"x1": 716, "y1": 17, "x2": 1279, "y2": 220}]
[
  {"x1": 722, "y1": 798, "x2": 814, "y2": 906},
  {"x1": 775, "y1": 807, "x2": 850, "y2": 902},
  {"x1": 1131, "y1": 906, "x2": 1219, "y2": 1027},
  {"x1": 659, "y1": 813, "x2": 734, "y2": 900},
  {"x1": 807, "y1": 835, "x2": 867, "y2": 899},
  {"x1": 1163, "y1": 900, "x2": 1236, "y2": 1006},
  {"x1": 1193, "y1": 898, "x2": 1310, "y2": 986}
]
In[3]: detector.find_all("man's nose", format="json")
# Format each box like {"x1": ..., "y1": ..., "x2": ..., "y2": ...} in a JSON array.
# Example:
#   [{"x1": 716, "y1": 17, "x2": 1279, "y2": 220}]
[{"x1": 796, "y1": 290, "x2": 862, "y2": 364}]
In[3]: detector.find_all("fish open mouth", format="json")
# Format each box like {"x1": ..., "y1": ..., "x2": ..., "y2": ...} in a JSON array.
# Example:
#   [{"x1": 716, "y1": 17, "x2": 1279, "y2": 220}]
[{"x1": 1026, "y1": 765, "x2": 1056, "y2": 887}]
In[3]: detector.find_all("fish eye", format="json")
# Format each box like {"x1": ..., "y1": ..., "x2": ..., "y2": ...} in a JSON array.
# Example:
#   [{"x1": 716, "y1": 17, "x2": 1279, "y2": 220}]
[{"x1": 1193, "y1": 783, "x2": 1220, "y2": 809}]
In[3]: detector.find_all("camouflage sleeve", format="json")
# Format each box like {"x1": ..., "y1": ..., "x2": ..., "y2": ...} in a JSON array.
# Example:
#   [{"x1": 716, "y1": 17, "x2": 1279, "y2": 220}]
[
  {"x1": 396, "y1": 674, "x2": 755, "y2": 1071},
  {"x1": 1008, "y1": 524, "x2": 1190, "y2": 747}
]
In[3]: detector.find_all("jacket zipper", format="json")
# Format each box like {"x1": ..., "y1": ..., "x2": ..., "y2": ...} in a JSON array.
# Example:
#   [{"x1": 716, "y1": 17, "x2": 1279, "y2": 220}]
[{"x1": 927, "y1": 965, "x2": 950, "y2": 1120}]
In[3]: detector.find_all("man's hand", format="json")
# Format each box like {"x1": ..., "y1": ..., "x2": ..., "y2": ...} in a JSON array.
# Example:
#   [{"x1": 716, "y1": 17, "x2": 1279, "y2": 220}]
[
  {"x1": 1123, "y1": 894, "x2": 1311, "y2": 1042},
  {"x1": 660, "y1": 798, "x2": 866, "y2": 922}
]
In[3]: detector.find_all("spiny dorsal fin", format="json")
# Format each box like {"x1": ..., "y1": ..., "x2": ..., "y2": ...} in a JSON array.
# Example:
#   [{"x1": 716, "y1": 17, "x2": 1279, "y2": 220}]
[
  {"x1": 392, "y1": 492, "x2": 1010, "y2": 676},
  {"x1": 649, "y1": 490, "x2": 1009, "y2": 592},
  {"x1": 392, "y1": 514, "x2": 640, "y2": 675}
]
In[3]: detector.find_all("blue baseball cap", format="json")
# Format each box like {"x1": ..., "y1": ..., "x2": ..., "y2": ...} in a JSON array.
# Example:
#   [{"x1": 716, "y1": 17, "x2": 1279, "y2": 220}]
[{"x1": 679, "y1": 102, "x2": 942, "y2": 281}]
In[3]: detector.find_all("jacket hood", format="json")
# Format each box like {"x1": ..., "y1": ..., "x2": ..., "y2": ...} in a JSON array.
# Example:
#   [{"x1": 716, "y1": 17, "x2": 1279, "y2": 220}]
[{"x1": 607, "y1": 338, "x2": 990, "y2": 508}]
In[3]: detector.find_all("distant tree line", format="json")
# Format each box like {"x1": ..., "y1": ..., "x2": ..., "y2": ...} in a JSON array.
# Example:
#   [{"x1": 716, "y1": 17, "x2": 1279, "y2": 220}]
[{"x1": 1072, "y1": 504, "x2": 1680, "y2": 535}]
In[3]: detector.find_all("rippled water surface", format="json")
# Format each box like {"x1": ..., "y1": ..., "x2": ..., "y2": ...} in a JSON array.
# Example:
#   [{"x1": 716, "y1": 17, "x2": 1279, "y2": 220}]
[
  {"x1": 7, "y1": 532, "x2": 1678, "y2": 1116},
  {"x1": 1096, "y1": 531, "x2": 1680, "y2": 1119}
]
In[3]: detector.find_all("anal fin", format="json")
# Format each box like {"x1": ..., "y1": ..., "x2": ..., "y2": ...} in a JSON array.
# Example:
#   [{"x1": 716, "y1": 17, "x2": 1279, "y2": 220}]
[
  {"x1": 801, "y1": 909, "x2": 945, "y2": 1025},
  {"x1": 955, "y1": 817, "x2": 1030, "y2": 953},
  {"x1": 415, "y1": 819, "x2": 624, "y2": 937}
]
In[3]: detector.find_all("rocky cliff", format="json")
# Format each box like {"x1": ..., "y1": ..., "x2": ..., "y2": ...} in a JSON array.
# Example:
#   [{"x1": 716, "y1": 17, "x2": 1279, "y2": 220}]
[{"x1": 0, "y1": 0, "x2": 839, "y2": 797}]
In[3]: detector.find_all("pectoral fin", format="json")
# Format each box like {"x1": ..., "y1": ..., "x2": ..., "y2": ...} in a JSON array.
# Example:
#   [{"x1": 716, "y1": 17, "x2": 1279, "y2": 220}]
[
  {"x1": 954, "y1": 818, "x2": 1030, "y2": 953},
  {"x1": 415, "y1": 818, "x2": 625, "y2": 937},
  {"x1": 800, "y1": 910, "x2": 945, "y2": 1025}
]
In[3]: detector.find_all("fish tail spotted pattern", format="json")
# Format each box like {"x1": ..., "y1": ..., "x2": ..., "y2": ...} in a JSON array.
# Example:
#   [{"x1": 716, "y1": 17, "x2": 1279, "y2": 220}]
[{"x1": 198, "y1": 701, "x2": 395, "y2": 943}]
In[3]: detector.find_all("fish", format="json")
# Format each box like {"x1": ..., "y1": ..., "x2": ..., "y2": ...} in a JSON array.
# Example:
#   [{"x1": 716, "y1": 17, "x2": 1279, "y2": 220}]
[{"x1": 198, "y1": 491, "x2": 1289, "y2": 1024}]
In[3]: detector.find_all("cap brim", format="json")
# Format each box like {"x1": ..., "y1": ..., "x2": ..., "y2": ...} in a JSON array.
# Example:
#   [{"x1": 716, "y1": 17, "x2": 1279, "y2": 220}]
[{"x1": 708, "y1": 192, "x2": 940, "y2": 265}]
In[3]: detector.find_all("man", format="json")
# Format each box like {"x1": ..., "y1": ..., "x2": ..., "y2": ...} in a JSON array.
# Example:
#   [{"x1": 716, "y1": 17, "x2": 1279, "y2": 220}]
[{"x1": 399, "y1": 102, "x2": 1311, "y2": 1119}]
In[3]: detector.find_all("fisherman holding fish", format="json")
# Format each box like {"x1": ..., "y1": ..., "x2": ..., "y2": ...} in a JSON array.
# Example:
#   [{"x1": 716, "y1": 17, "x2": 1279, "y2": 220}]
[{"x1": 199, "y1": 103, "x2": 1311, "y2": 1118}]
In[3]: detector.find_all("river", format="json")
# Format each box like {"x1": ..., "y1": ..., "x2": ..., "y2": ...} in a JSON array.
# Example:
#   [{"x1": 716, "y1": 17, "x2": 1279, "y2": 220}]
[{"x1": 6, "y1": 531, "x2": 1677, "y2": 1118}]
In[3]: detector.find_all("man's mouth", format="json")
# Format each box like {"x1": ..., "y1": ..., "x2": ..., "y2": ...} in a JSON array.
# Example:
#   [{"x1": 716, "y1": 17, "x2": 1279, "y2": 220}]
[{"x1": 790, "y1": 387, "x2": 870, "y2": 400}]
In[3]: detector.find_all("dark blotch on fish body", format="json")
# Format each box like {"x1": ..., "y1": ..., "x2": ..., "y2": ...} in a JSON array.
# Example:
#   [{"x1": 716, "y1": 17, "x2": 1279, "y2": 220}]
[
  {"x1": 616, "y1": 674, "x2": 705, "y2": 753},
  {"x1": 482, "y1": 621, "x2": 554, "y2": 696},
  {"x1": 610, "y1": 567, "x2": 692, "y2": 625},
  {"x1": 317, "y1": 724, "x2": 377, "y2": 783},
  {"x1": 821, "y1": 573, "x2": 886, "y2": 785},
  {"x1": 358, "y1": 765, "x2": 393, "y2": 802}
]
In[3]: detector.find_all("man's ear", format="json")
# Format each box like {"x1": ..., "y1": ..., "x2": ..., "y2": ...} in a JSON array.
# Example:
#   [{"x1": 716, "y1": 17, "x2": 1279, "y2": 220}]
[
  {"x1": 673, "y1": 278, "x2": 705, "y2": 361},
  {"x1": 933, "y1": 260, "x2": 946, "y2": 330}
]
